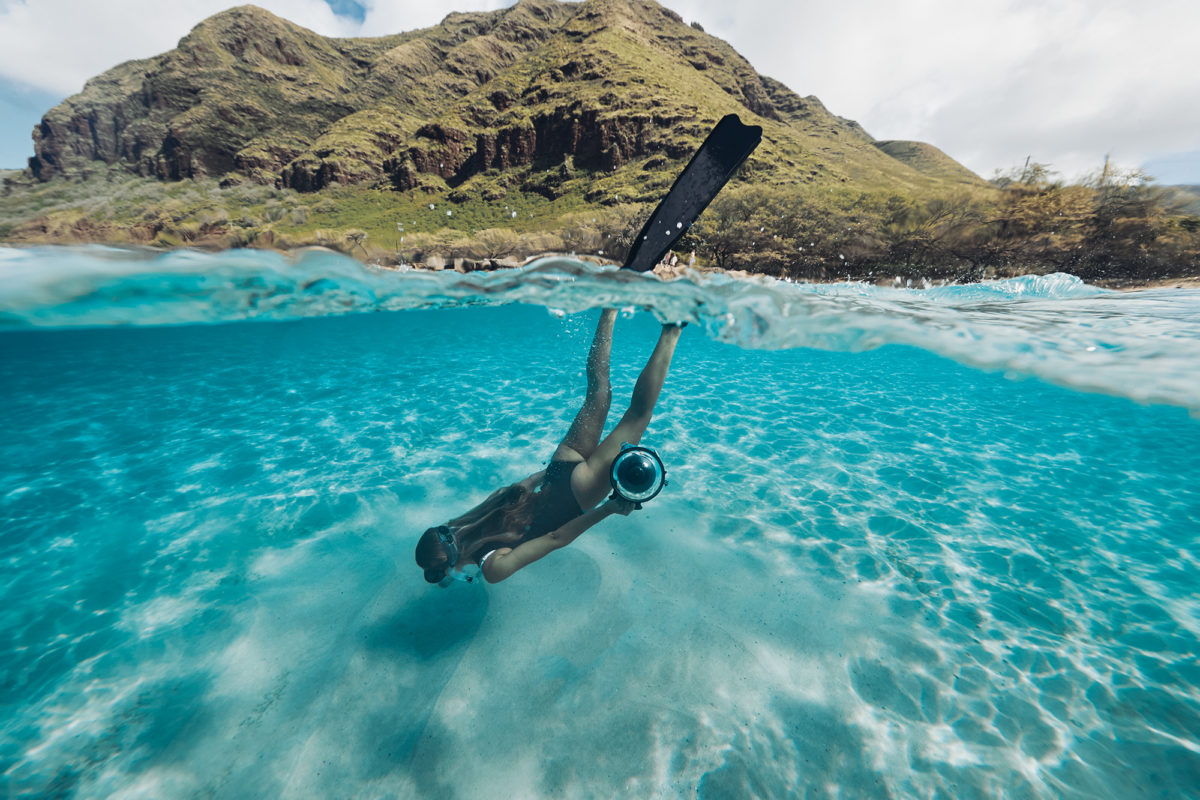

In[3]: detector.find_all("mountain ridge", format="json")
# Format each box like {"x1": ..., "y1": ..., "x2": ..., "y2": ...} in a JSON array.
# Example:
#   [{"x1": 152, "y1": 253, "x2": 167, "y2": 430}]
[{"x1": 27, "y1": 0, "x2": 986, "y2": 201}]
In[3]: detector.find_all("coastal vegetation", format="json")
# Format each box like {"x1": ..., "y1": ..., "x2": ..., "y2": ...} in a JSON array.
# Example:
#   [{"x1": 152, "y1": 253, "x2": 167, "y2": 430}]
[
  {"x1": 686, "y1": 162, "x2": 1200, "y2": 286},
  {"x1": 5, "y1": 157, "x2": 1196, "y2": 287},
  {"x1": 2, "y1": 0, "x2": 1197, "y2": 286},
  {"x1": 0, "y1": 166, "x2": 643, "y2": 263}
]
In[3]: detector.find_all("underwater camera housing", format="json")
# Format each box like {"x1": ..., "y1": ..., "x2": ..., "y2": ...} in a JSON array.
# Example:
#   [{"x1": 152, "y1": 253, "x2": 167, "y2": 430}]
[{"x1": 609, "y1": 443, "x2": 667, "y2": 508}]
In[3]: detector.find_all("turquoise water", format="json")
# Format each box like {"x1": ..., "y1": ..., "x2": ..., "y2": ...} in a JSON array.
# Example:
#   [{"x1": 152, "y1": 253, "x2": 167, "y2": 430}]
[{"x1": 2, "y1": 247, "x2": 1199, "y2": 798}]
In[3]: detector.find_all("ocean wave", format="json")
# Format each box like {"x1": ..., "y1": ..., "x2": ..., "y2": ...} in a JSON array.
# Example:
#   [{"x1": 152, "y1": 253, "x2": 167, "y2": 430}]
[{"x1": 2, "y1": 245, "x2": 1198, "y2": 410}]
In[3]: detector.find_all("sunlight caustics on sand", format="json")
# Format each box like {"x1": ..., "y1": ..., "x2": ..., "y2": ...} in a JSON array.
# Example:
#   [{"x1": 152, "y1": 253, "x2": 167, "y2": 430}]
[{"x1": 1, "y1": 249, "x2": 1198, "y2": 798}]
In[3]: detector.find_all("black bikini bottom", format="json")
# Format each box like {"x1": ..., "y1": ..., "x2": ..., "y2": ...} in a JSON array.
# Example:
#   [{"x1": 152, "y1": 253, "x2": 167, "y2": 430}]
[{"x1": 527, "y1": 459, "x2": 585, "y2": 538}]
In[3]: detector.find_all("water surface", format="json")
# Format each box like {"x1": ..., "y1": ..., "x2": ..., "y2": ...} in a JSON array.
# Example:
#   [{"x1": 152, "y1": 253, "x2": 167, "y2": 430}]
[{"x1": 1, "y1": 248, "x2": 1198, "y2": 798}]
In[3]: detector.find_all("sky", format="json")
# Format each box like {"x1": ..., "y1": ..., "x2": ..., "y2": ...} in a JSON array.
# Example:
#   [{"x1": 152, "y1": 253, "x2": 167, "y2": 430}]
[{"x1": 1, "y1": 0, "x2": 1197, "y2": 184}]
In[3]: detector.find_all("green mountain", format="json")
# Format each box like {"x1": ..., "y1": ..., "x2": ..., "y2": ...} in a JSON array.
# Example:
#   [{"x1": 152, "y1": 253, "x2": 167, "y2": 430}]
[
  {"x1": 27, "y1": 0, "x2": 985, "y2": 203},
  {"x1": 36, "y1": 0, "x2": 1198, "y2": 288}
]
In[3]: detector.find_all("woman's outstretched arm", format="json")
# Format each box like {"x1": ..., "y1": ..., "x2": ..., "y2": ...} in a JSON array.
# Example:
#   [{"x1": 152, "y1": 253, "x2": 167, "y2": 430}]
[{"x1": 482, "y1": 498, "x2": 635, "y2": 583}]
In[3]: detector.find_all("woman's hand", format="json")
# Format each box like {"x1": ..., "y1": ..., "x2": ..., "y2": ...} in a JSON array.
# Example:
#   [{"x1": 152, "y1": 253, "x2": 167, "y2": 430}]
[{"x1": 606, "y1": 497, "x2": 638, "y2": 516}]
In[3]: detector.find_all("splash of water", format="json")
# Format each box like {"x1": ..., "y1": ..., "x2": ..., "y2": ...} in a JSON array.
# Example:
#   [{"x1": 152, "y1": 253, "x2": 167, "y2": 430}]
[{"x1": 2, "y1": 246, "x2": 1198, "y2": 410}]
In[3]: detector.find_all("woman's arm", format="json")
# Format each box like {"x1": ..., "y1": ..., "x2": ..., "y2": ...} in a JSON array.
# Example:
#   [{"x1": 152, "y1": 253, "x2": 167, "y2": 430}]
[{"x1": 482, "y1": 498, "x2": 635, "y2": 583}]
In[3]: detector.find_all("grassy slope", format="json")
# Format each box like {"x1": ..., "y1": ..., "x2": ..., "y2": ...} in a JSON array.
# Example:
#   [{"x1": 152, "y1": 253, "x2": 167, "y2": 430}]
[{"x1": 874, "y1": 141, "x2": 990, "y2": 188}]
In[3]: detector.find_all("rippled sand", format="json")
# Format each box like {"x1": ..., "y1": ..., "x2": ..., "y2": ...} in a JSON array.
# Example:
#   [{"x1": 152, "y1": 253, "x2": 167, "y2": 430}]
[{"x1": 1, "y1": 252, "x2": 1199, "y2": 797}]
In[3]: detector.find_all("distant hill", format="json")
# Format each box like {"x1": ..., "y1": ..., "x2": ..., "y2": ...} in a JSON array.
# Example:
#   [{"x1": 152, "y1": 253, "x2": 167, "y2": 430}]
[
  {"x1": 27, "y1": 0, "x2": 983, "y2": 202},
  {"x1": 1165, "y1": 185, "x2": 1200, "y2": 215},
  {"x1": 873, "y1": 141, "x2": 987, "y2": 187}
]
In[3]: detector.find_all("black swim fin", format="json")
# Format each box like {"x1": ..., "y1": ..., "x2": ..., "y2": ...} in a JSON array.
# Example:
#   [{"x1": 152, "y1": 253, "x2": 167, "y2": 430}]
[{"x1": 622, "y1": 114, "x2": 763, "y2": 272}]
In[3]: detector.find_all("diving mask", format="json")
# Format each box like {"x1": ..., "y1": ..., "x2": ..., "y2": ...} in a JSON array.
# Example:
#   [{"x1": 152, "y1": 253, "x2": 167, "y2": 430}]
[{"x1": 433, "y1": 526, "x2": 482, "y2": 587}]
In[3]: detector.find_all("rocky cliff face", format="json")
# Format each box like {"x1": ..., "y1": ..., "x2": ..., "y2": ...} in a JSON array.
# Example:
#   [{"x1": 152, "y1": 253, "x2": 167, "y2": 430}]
[{"x1": 28, "y1": 0, "x2": 983, "y2": 196}]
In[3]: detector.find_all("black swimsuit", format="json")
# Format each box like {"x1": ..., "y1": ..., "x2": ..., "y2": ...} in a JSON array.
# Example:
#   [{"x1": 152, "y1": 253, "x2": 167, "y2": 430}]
[
  {"x1": 526, "y1": 459, "x2": 585, "y2": 539},
  {"x1": 472, "y1": 460, "x2": 585, "y2": 566}
]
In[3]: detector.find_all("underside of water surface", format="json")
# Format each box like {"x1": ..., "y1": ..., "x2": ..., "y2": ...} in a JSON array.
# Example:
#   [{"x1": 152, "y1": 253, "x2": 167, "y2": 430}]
[{"x1": 1, "y1": 248, "x2": 1199, "y2": 798}]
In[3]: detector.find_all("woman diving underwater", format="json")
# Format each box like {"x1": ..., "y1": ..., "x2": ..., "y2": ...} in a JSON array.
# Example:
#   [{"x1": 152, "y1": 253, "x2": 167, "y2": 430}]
[{"x1": 415, "y1": 309, "x2": 682, "y2": 585}]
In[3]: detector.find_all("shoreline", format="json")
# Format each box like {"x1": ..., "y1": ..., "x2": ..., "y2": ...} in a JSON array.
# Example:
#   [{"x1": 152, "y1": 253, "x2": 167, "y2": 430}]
[
  {"x1": 4, "y1": 240, "x2": 1199, "y2": 291},
  {"x1": 365, "y1": 250, "x2": 1200, "y2": 291},
  {"x1": 1100, "y1": 276, "x2": 1200, "y2": 291}
]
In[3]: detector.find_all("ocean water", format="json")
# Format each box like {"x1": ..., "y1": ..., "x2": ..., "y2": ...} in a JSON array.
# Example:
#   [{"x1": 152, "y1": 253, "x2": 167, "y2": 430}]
[{"x1": 1, "y1": 247, "x2": 1198, "y2": 799}]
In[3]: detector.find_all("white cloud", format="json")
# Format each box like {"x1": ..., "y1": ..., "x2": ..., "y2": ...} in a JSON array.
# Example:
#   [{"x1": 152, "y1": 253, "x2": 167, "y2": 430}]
[
  {"x1": 668, "y1": 0, "x2": 1200, "y2": 180},
  {"x1": 1, "y1": 0, "x2": 1198, "y2": 181},
  {"x1": 0, "y1": 0, "x2": 362, "y2": 96}
]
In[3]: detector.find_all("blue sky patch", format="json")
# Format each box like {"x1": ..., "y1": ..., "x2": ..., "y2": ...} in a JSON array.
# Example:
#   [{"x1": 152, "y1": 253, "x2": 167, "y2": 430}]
[
  {"x1": 1142, "y1": 149, "x2": 1200, "y2": 187},
  {"x1": 0, "y1": 77, "x2": 64, "y2": 169},
  {"x1": 323, "y1": 0, "x2": 367, "y2": 23}
]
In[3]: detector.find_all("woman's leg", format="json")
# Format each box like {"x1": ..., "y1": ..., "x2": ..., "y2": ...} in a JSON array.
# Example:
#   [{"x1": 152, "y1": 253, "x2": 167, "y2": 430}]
[
  {"x1": 571, "y1": 323, "x2": 682, "y2": 509},
  {"x1": 552, "y1": 309, "x2": 616, "y2": 461}
]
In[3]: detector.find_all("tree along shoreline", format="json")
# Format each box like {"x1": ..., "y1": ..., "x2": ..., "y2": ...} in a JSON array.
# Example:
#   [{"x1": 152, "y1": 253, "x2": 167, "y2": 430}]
[{"x1": 680, "y1": 164, "x2": 1200, "y2": 288}]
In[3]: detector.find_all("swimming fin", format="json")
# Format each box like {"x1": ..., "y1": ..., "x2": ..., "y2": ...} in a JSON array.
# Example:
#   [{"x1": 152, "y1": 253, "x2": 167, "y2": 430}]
[{"x1": 622, "y1": 114, "x2": 763, "y2": 272}]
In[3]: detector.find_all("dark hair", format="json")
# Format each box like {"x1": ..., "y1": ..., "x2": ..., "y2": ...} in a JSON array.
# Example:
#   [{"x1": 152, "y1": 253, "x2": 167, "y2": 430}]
[
  {"x1": 414, "y1": 483, "x2": 536, "y2": 580},
  {"x1": 416, "y1": 529, "x2": 453, "y2": 582}
]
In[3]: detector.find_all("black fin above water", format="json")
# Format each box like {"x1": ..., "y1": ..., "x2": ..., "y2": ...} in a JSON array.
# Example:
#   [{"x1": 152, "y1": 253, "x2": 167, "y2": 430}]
[{"x1": 622, "y1": 114, "x2": 763, "y2": 272}]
